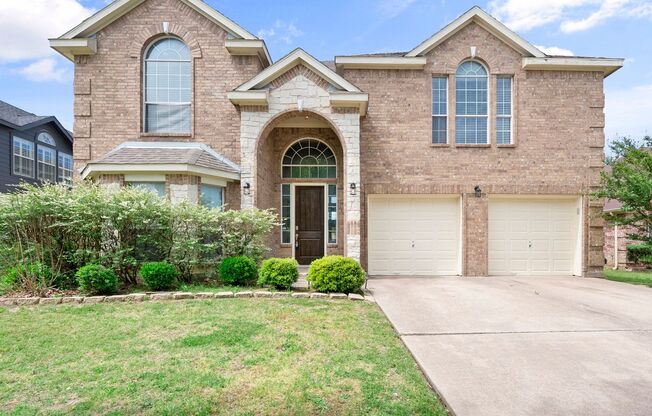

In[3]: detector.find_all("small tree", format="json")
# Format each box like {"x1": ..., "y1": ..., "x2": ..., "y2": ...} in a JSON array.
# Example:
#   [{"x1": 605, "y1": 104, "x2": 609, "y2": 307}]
[{"x1": 595, "y1": 136, "x2": 652, "y2": 246}]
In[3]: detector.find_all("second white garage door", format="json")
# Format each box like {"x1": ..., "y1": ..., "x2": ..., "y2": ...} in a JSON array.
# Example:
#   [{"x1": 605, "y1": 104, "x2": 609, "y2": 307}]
[
  {"x1": 488, "y1": 197, "x2": 582, "y2": 276},
  {"x1": 368, "y1": 195, "x2": 461, "y2": 276}
]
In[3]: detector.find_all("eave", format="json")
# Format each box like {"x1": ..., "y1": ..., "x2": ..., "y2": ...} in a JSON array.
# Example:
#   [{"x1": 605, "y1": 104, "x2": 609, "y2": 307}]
[
  {"x1": 334, "y1": 56, "x2": 426, "y2": 70},
  {"x1": 329, "y1": 92, "x2": 369, "y2": 116},
  {"x1": 48, "y1": 38, "x2": 97, "y2": 61},
  {"x1": 227, "y1": 91, "x2": 269, "y2": 106},
  {"x1": 522, "y1": 57, "x2": 625, "y2": 77},
  {"x1": 81, "y1": 163, "x2": 241, "y2": 181},
  {"x1": 225, "y1": 39, "x2": 272, "y2": 67}
]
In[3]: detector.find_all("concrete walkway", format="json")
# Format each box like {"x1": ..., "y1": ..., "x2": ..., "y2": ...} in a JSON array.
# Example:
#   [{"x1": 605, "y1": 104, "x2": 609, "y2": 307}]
[{"x1": 368, "y1": 276, "x2": 652, "y2": 416}]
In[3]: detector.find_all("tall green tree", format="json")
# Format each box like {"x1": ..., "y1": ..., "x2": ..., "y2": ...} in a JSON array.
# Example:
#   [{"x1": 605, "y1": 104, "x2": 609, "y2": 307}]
[{"x1": 595, "y1": 136, "x2": 652, "y2": 244}]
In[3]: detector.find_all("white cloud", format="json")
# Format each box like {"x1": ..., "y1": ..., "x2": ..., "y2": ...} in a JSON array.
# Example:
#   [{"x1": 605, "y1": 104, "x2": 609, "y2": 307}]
[
  {"x1": 489, "y1": 0, "x2": 652, "y2": 32},
  {"x1": 605, "y1": 83, "x2": 652, "y2": 142},
  {"x1": 17, "y1": 58, "x2": 68, "y2": 82},
  {"x1": 0, "y1": 0, "x2": 95, "y2": 62},
  {"x1": 535, "y1": 45, "x2": 575, "y2": 56},
  {"x1": 377, "y1": 0, "x2": 418, "y2": 18},
  {"x1": 257, "y1": 20, "x2": 303, "y2": 45}
]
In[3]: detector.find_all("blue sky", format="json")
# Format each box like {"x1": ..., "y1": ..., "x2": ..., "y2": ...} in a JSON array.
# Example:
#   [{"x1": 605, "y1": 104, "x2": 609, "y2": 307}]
[{"x1": 1, "y1": 0, "x2": 651, "y2": 144}]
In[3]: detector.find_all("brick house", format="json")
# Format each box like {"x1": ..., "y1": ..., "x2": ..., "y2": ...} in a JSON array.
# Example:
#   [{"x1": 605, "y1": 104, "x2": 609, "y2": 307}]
[
  {"x1": 50, "y1": 0, "x2": 623, "y2": 277},
  {"x1": 603, "y1": 199, "x2": 650, "y2": 270}
]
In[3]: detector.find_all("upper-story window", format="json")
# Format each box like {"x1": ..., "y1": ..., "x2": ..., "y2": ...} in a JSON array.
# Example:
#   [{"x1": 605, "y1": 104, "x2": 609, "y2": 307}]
[
  {"x1": 144, "y1": 37, "x2": 191, "y2": 134},
  {"x1": 37, "y1": 132, "x2": 56, "y2": 146},
  {"x1": 432, "y1": 76, "x2": 448, "y2": 144},
  {"x1": 12, "y1": 136, "x2": 34, "y2": 178},
  {"x1": 37, "y1": 145, "x2": 56, "y2": 182},
  {"x1": 58, "y1": 153, "x2": 73, "y2": 185},
  {"x1": 455, "y1": 61, "x2": 488, "y2": 144},
  {"x1": 282, "y1": 139, "x2": 337, "y2": 179},
  {"x1": 496, "y1": 76, "x2": 513, "y2": 144}
]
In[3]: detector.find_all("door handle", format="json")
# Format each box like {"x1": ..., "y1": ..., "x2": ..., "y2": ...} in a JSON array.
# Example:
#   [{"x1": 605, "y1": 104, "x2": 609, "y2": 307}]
[
  {"x1": 528, "y1": 241, "x2": 532, "y2": 248},
  {"x1": 411, "y1": 240, "x2": 415, "y2": 248},
  {"x1": 295, "y1": 233, "x2": 299, "y2": 248}
]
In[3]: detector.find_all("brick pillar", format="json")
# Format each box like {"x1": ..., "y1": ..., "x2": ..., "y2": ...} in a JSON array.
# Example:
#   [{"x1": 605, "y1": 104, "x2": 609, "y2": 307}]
[
  {"x1": 587, "y1": 195, "x2": 605, "y2": 277},
  {"x1": 97, "y1": 174, "x2": 124, "y2": 193},
  {"x1": 463, "y1": 193, "x2": 488, "y2": 276},
  {"x1": 166, "y1": 174, "x2": 200, "y2": 205}
]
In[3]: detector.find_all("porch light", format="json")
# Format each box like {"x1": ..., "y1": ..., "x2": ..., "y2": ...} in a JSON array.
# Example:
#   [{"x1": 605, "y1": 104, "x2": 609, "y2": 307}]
[
  {"x1": 474, "y1": 185, "x2": 482, "y2": 198},
  {"x1": 349, "y1": 182, "x2": 357, "y2": 196},
  {"x1": 243, "y1": 182, "x2": 251, "y2": 195}
]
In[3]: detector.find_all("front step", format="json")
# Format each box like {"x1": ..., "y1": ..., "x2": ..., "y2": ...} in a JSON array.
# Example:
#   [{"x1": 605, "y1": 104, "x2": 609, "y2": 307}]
[{"x1": 293, "y1": 266, "x2": 310, "y2": 290}]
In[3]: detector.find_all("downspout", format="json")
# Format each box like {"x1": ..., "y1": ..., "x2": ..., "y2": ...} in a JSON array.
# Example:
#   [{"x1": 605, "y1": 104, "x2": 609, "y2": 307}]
[{"x1": 614, "y1": 223, "x2": 619, "y2": 269}]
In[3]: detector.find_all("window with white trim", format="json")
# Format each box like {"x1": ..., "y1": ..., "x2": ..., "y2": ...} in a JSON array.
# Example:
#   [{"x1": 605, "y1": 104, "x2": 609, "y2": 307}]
[
  {"x1": 128, "y1": 182, "x2": 166, "y2": 198},
  {"x1": 58, "y1": 153, "x2": 73, "y2": 185},
  {"x1": 282, "y1": 139, "x2": 336, "y2": 179},
  {"x1": 328, "y1": 184, "x2": 337, "y2": 244},
  {"x1": 200, "y1": 184, "x2": 224, "y2": 210},
  {"x1": 37, "y1": 145, "x2": 56, "y2": 182},
  {"x1": 455, "y1": 61, "x2": 488, "y2": 144},
  {"x1": 12, "y1": 136, "x2": 34, "y2": 178},
  {"x1": 432, "y1": 76, "x2": 448, "y2": 144},
  {"x1": 144, "y1": 37, "x2": 191, "y2": 134},
  {"x1": 37, "y1": 132, "x2": 55, "y2": 145},
  {"x1": 496, "y1": 76, "x2": 513, "y2": 144},
  {"x1": 281, "y1": 184, "x2": 291, "y2": 244}
]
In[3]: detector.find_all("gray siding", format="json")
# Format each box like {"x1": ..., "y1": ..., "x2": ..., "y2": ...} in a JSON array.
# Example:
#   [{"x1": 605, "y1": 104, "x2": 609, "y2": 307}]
[{"x1": 0, "y1": 123, "x2": 73, "y2": 193}]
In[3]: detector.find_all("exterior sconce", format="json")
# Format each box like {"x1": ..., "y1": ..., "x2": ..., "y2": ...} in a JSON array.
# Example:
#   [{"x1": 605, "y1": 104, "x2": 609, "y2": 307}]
[
  {"x1": 243, "y1": 182, "x2": 251, "y2": 195},
  {"x1": 349, "y1": 183, "x2": 357, "y2": 196},
  {"x1": 474, "y1": 185, "x2": 482, "y2": 198}
]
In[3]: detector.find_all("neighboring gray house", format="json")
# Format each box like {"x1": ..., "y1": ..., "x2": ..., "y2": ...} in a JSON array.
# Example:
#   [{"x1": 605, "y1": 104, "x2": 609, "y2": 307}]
[{"x1": 0, "y1": 100, "x2": 73, "y2": 192}]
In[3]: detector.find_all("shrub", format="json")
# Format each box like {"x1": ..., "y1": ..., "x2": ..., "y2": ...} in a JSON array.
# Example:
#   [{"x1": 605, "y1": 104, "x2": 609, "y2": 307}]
[
  {"x1": 139, "y1": 262, "x2": 179, "y2": 291},
  {"x1": 219, "y1": 256, "x2": 257, "y2": 286},
  {"x1": 257, "y1": 258, "x2": 299, "y2": 290},
  {"x1": 76, "y1": 264, "x2": 118, "y2": 295},
  {"x1": 627, "y1": 244, "x2": 652, "y2": 264},
  {"x1": 307, "y1": 256, "x2": 366, "y2": 293},
  {"x1": 1, "y1": 262, "x2": 58, "y2": 296},
  {"x1": 218, "y1": 209, "x2": 277, "y2": 262}
]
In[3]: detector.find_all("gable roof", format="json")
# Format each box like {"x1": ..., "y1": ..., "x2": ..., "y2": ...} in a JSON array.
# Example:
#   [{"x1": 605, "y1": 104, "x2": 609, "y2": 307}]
[
  {"x1": 0, "y1": 100, "x2": 73, "y2": 143},
  {"x1": 235, "y1": 48, "x2": 361, "y2": 92},
  {"x1": 58, "y1": 0, "x2": 256, "y2": 40},
  {"x1": 407, "y1": 6, "x2": 545, "y2": 58}
]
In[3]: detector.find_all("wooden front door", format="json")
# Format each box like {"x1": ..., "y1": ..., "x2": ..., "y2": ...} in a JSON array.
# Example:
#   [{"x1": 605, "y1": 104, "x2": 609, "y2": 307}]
[{"x1": 295, "y1": 186, "x2": 325, "y2": 265}]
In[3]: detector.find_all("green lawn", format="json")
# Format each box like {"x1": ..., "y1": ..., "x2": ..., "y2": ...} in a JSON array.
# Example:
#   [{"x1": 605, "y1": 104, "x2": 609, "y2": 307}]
[
  {"x1": 603, "y1": 268, "x2": 652, "y2": 287},
  {"x1": 0, "y1": 299, "x2": 445, "y2": 416}
]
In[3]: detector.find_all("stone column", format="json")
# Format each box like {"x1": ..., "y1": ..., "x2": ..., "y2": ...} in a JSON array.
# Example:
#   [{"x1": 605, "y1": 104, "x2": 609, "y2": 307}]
[
  {"x1": 167, "y1": 174, "x2": 200, "y2": 205},
  {"x1": 240, "y1": 110, "x2": 260, "y2": 209},
  {"x1": 341, "y1": 112, "x2": 361, "y2": 261}
]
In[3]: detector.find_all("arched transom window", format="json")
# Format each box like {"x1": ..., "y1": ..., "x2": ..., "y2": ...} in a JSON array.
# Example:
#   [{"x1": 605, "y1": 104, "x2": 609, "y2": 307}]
[
  {"x1": 455, "y1": 61, "x2": 488, "y2": 144},
  {"x1": 282, "y1": 139, "x2": 336, "y2": 179},
  {"x1": 37, "y1": 132, "x2": 55, "y2": 146},
  {"x1": 144, "y1": 37, "x2": 191, "y2": 134}
]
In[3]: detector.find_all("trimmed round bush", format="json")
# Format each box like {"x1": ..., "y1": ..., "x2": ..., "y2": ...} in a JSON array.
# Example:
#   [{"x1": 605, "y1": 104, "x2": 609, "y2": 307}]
[
  {"x1": 75, "y1": 264, "x2": 118, "y2": 295},
  {"x1": 306, "y1": 256, "x2": 366, "y2": 293},
  {"x1": 219, "y1": 256, "x2": 257, "y2": 286},
  {"x1": 257, "y1": 258, "x2": 299, "y2": 290},
  {"x1": 139, "y1": 262, "x2": 179, "y2": 291}
]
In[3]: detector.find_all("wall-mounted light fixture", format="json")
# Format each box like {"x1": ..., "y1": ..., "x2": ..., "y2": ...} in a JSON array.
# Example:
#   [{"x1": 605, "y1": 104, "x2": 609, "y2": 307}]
[
  {"x1": 243, "y1": 182, "x2": 251, "y2": 195},
  {"x1": 349, "y1": 183, "x2": 357, "y2": 196},
  {"x1": 474, "y1": 185, "x2": 482, "y2": 198}
]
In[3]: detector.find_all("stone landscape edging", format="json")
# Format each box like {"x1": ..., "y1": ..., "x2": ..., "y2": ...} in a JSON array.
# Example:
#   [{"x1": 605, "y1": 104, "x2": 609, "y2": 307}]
[{"x1": 0, "y1": 291, "x2": 373, "y2": 307}]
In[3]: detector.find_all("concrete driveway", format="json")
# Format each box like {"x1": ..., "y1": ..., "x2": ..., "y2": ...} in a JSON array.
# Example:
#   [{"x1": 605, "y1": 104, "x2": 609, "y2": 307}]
[{"x1": 368, "y1": 276, "x2": 652, "y2": 416}]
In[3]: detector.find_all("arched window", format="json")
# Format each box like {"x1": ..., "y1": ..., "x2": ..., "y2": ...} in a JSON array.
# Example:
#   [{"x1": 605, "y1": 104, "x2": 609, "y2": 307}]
[
  {"x1": 144, "y1": 37, "x2": 191, "y2": 134},
  {"x1": 37, "y1": 132, "x2": 55, "y2": 146},
  {"x1": 455, "y1": 61, "x2": 488, "y2": 144},
  {"x1": 282, "y1": 139, "x2": 336, "y2": 179}
]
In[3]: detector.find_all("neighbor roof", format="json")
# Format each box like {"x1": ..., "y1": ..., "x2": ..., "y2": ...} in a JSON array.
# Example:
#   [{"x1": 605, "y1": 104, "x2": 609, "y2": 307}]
[
  {"x1": 88, "y1": 142, "x2": 240, "y2": 174},
  {"x1": 0, "y1": 100, "x2": 73, "y2": 143}
]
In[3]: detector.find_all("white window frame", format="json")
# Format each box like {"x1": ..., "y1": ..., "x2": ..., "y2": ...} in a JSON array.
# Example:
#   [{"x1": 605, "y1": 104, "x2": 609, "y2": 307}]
[
  {"x1": 455, "y1": 60, "x2": 490, "y2": 145},
  {"x1": 431, "y1": 76, "x2": 449, "y2": 144},
  {"x1": 58, "y1": 152, "x2": 73, "y2": 185},
  {"x1": 496, "y1": 75, "x2": 513, "y2": 145},
  {"x1": 281, "y1": 184, "x2": 292, "y2": 244},
  {"x1": 281, "y1": 138, "x2": 338, "y2": 180},
  {"x1": 12, "y1": 136, "x2": 34, "y2": 178},
  {"x1": 200, "y1": 183, "x2": 225, "y2": 211},
  {"x1": 127, "y1": 181, "x2": 167, "y2": 198},
  {"x1": 143, "y1": 36, "x2": 192, "y2": 134},
  {"x1": 37, "y1": 144, "x2": 57, "y2": 183},
  {"x1": 37, "y1": 132, "x2": 56, "y2": 146}
]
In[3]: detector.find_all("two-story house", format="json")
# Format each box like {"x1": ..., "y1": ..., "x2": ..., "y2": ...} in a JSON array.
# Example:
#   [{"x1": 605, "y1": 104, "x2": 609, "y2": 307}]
[
  {"x1": 0, "y1": 100, "x2": 74, "y2": 192},
  {"x1": 50, "y1": 0, "x2": 622, "y2": 277}
]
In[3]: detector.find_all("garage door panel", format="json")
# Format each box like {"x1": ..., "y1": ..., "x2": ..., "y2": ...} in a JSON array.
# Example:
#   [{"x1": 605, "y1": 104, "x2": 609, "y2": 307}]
[
  {"x1": 368, "y1": 196, "x2": 460, "y2": 276},
  {"x1": 489, "y1": 198, "x2": 580, "y2": 276}
]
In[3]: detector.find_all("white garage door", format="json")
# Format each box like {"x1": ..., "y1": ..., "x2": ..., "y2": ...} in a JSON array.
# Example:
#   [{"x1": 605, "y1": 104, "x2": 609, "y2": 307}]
[
  {"x1": 368, "y1": 195, "x2": 460, "y2": 276},
  {"x1": 489, "y1": 197, "x2": 582, "y2": 276}
]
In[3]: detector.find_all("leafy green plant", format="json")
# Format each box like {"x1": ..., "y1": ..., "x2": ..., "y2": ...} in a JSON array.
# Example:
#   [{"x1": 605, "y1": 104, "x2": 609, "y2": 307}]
[
  {"x1": 76, "y1": 264, "x2": 118, "y2": 295},
  {"x1": 1, "y1": 262, "x2": 59, "y2": 296},
  {"x1": 139, "y1": 262, "x2": 179, "y2": 291},
  {"x1": 306, "y1": 256, "x2": 366, "y2": 293},
  {"x1": 217, "y1": 209, "x2": 277, "y2": 262},
  {"x1": 257, "y1": 258, "x2": 298, "y2": 290},
  {"x1": 626, "y1": 244, "x2": 652, "y2": 265},
  {"x1": 219, "y1": 256, "x2": 257, "y2": 286}
]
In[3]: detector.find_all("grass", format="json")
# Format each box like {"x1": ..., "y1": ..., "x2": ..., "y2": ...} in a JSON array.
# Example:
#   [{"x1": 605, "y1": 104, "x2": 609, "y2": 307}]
[
  {"x1": 124, "y1": 283, "x2": 263, "y2": 294},
  {"x1": 603, "y1": 268, "x2": 652, "y2": 287},
  {"x1": 0, "y1": 299, "x2": 446, "y2": 415}
]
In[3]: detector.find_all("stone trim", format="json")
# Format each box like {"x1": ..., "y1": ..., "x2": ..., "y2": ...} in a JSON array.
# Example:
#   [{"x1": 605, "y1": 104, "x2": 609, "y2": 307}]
[
  {"x1": 0, "y1": 291, "x2": 375, "y2": 307},
  {"x1": 269, "y1": 64, "x2": 331, "y2": 91}
]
